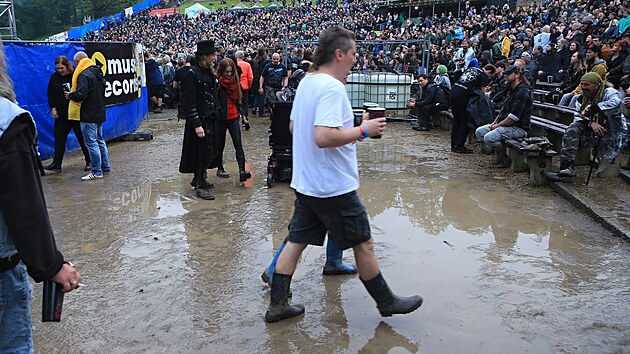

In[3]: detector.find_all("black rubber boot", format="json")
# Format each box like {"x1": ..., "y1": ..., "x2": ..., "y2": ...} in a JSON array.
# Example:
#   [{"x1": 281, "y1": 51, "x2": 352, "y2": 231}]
[
  {"x1": 264, "y1": 273, "x2": 304, "y2": 323},
  {"x1": 361, "y1": 272, "x2": 423, "y2": 317}
]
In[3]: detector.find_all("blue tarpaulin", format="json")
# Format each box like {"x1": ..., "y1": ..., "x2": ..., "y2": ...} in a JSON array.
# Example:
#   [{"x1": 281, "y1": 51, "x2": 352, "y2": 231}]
[
  {"x1": 66, "y1": 0, "x2": 160, "y2": 40},
  {"x1": 4, "y1": 42, "x2": 147, "y2": 160}
]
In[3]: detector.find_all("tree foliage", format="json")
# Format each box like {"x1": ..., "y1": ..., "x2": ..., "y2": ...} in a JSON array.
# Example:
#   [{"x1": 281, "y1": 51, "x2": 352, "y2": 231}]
[{"x1": 15, "y1": 0, "x2": 137, "y2": 40}]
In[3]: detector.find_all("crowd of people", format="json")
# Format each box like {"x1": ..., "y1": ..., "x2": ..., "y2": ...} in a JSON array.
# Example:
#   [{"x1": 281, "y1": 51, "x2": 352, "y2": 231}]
[
  {"x1": 79, "y1": 0, "x2": 629, "y2": 80},
  {"x1": 4, "y1": 0, "x2": 630, "y2": 350}
]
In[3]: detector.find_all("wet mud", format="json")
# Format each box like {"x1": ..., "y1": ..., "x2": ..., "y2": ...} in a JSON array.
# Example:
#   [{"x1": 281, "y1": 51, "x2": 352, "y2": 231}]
[{"x1": 34, "y1": 110, "x2": 630, "y2": 353}]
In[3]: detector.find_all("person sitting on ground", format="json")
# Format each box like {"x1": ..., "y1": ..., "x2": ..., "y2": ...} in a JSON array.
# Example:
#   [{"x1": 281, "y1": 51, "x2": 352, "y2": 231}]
[
  {"x1": 475, "y1": 65, "x2": 532, "y2": 167},
  {"x1": 557, "y1": 51, "x2": 588, "y2": 107},
  {"x1": 408, "y1": 73, "x2": 450, "y2": 131},
  {"x1": 546, "y1": 73, "x2": 628, "y2": 182}
]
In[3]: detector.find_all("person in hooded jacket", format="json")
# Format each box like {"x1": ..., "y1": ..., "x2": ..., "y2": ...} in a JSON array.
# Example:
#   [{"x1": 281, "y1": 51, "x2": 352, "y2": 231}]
[
  {"x1": 66, "y1": 51, "x2": 110, "y2": 181},
  {"x1": 408, "y1": 73, "x2": 450, "y2": 131}
]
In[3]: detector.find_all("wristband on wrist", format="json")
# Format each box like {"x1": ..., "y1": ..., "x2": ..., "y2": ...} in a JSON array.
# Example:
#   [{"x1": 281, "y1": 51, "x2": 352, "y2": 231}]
[{"x1": 359, "y1": 125, "x2": 369, "y2": 140}]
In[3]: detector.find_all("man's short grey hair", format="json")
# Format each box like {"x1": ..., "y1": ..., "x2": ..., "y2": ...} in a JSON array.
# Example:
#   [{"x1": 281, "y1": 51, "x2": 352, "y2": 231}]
[
  {"x1": 74, "y1": 52, "x2": 88, "y2": 62},
  {"x1": 235, "y1": 50, "x2": 244, "y2": 58}
]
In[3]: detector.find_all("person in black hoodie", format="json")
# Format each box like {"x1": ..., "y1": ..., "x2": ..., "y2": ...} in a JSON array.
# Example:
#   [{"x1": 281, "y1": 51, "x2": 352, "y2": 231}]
[
  {"x1": 408, "y1": 73, "x2": 450, "y2": 131},
  {"x1": 66, "y1": 51, "x2": 110, "y2": 181},
  {"x1": 0, "y1": 42, "x2": 82, "y2": 353},
  {"x1": 44, "y1": 55, "x2": 91, "y2": 174}
]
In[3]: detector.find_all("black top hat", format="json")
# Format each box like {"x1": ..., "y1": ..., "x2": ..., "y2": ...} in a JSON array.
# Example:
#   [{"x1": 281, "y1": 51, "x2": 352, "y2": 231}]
[{"x1": 195, "y1": 40, "x2": 217, "y2": 55}]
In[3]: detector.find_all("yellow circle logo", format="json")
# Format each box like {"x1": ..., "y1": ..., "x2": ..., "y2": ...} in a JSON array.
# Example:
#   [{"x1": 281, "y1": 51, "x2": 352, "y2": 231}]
[{"x1": 91, "y1": 52, "x2": 107, "y2": 76}]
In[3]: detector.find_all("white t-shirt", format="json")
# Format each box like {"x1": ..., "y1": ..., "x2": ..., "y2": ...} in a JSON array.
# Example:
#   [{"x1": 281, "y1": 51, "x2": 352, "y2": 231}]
[{"x1": 290, "y1": 73, "x2": 359, "y2": 198}]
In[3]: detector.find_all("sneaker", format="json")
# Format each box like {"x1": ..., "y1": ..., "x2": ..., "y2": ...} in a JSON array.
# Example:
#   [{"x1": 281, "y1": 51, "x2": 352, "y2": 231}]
[
  {"x1": 153, "y1": 106, "x2": 162, "y2": 113},
  {"x1": 44, "y1": 163, "x2": 61, "y2": 174},
  {"x1": 216, "y1": 169, "x2": 230, "y2": 178},
  {"x1": 558, "y1": 166, "x2": 575, "y2": 177},
  {"x1": 84, "y1": 163, "x2": 91, "y2": 171},
  {"x1": 81, "y1": 172, "x2": 103, "y2": 181}
]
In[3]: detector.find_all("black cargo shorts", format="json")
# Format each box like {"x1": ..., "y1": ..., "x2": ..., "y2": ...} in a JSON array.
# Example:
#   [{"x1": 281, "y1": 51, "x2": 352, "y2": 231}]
[{"x1": 287, "y1": 190, "x2": 371, "y2": 250}]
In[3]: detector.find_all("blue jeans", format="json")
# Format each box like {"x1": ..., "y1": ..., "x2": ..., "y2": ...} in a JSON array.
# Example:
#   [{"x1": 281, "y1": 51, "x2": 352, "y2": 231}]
[
  {"x1": 252, "y1": 92, "x2": 265, "y2": 114},
  {"x1": 475, "y1": 124, "x2": 527, "y2": 149},
  {"x1": 81, "y1": 122, "x2": 110, "y2": 175},
  {"x1": 559, "y1": 93, "x2": 579, "y2": 108},
  {"x1": 0, "y1": 263, "x2": 34, "y2": 354}
]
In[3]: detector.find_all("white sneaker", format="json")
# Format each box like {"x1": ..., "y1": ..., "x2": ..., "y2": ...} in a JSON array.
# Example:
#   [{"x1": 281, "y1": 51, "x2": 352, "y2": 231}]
[{"x1": 81, "y1": 173, "x2": 103, "y2": 181}]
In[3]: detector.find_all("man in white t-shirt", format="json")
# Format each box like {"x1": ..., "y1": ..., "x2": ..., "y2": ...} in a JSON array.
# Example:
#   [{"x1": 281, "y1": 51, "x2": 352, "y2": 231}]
[{"x1": 264, "y1": 26, "x2": 423, "y2": 323}]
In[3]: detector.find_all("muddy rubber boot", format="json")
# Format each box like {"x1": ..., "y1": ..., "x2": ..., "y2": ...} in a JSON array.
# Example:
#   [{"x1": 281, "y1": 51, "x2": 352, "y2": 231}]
[
  {"x1": 361, "y1": 272, "x2": 423, "y2": 317},
  {"x1": 264, "y1": 273, "x2": 304, "y2": 323},
  {"x1": 323, "y1": 239, "x2": 357, "y2": 275}
]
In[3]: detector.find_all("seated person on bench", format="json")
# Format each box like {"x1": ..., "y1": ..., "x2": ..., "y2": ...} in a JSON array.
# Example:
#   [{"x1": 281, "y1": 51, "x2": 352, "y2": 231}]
[
  {"x1": 407, "y1": 73, "x2": 450, "y2": 131},
  {"x1": 476, "y1": 65, "x2": 532, "y2": 167},
  {"x1": 546, "y1": 73, "x2": 628, "y2": 181}
]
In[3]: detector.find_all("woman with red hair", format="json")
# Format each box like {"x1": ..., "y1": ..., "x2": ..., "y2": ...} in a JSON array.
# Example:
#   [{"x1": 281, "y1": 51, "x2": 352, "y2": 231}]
[{"x1": 215, "y1": 58, "x2": 251, "y2": 182}]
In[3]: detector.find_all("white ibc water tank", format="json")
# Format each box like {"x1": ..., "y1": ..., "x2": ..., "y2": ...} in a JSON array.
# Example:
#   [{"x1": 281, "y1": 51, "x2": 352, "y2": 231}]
[
  {"x1": 364, "y1": 73, "x2": 412, "y2": 109},
  {"x1": 345, "y1": 73, "x2": 366, "y2": 109}
]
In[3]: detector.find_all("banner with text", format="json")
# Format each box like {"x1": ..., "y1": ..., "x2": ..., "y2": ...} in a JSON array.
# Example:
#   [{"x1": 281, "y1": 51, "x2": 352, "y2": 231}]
[{"x1": 84, "y1": 42, "x2": 141, "y2": 106}]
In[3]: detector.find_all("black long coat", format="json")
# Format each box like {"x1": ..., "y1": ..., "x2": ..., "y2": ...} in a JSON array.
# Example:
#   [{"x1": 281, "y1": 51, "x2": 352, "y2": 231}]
[{"x1": 179, "y1": 65, "x2": 220, "y2": 174}]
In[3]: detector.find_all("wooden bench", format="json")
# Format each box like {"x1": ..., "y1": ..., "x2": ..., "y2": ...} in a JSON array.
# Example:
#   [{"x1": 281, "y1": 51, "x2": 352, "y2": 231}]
[
  {"x1": 505, "y1": 139, "x2": 558, "y2": 186},
  {"x1": 532, "y1": 102, "x2": 576, "y2": 125},
  {"x1": 529, "y1": 115, "x2": 594, "y2": 166}
]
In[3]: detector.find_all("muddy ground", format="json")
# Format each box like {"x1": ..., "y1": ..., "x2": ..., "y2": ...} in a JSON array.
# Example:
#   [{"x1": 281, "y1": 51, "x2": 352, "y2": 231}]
[{"x1": 33, "y1": 108, "x2": 630, "y2": 354}]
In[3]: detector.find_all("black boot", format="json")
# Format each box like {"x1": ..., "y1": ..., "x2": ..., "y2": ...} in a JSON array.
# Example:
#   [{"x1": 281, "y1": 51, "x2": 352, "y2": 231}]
[
  {"x1": 264, "y1": 273, "x2": 304, "y2": 323},
  {"x1": 239, "y1": 170, "x2": 251, "y2": 182},
  {"x1": 361, "y1": 272, "x2": 423, "y2": 317}
]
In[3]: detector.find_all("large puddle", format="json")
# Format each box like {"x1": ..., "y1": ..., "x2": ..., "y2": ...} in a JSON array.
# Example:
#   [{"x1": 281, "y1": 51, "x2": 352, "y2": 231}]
[{"x1": 33, "y1": 117, "x2": 630, "y2": 353}]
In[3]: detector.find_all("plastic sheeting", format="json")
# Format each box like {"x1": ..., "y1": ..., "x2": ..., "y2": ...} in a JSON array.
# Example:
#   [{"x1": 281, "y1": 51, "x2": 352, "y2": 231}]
[
  {"x1": 4, "y1": 42, "x2": 147, "y2": 160},
  {"x1": 66, "y1": 0, "x2": 160, "y2": 40}
]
